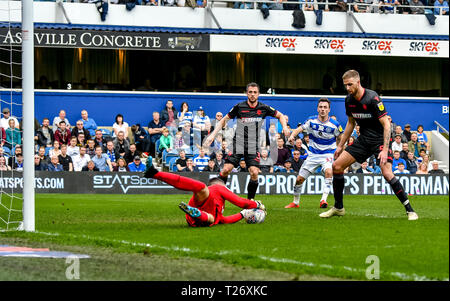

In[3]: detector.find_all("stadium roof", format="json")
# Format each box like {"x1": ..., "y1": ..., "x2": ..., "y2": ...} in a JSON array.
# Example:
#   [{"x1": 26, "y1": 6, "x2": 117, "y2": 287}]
[{"x1": 2, "y1": 23, "x2": 449, "y2": 41}]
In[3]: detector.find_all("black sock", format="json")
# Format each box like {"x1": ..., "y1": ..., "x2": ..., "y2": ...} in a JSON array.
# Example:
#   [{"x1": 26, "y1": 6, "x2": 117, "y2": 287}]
[
  {"x1": 388, "y1": 177, "x2": 414, "y2": 212},
  {"x1": 333, "y1": 173, "x2": 345, "y2": 209},
  {"x1": 247, "y1": 179, "x2": 259, "y2": 200},
  {"x1": 218, "y1": 172, "x2": 228, "y2": 184}
]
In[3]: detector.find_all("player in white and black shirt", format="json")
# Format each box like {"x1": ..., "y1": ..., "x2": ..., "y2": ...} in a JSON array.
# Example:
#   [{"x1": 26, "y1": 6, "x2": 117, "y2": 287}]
[
  {"x1": 320, "y1": 70, "x2": 418, "y2": 221},
  {"x1": 204, "y1": 82, "x2": 290, "y2": 200}
]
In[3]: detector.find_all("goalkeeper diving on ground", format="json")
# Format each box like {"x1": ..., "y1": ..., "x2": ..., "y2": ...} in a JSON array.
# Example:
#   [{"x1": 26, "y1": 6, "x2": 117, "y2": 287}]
[{"x1": 143, "y1": 163, "x2": 266, "y2": 227}]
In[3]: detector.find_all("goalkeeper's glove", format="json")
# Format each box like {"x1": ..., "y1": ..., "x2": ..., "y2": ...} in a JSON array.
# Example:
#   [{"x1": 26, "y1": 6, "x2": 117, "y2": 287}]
[{"x1": 254, "y1": 200, "x2": 266, "y2": 213}]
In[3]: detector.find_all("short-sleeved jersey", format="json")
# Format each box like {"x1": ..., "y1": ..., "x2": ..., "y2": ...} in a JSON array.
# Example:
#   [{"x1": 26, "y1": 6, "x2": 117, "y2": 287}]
[
  {"x1": 345, "y1": 88, "x2": 387, "y2": 142},
  {"x1": 227, "y1": 101, "x2": 278, "y2": 154},
  {"x1": 301, "y1": 115, "x2": 343, "y2": 155}
]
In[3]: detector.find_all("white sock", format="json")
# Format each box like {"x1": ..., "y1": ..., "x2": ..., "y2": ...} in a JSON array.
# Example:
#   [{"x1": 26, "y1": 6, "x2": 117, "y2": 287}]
[
  {"x1": 321, "y1": 177, "x2": 333, "y2": 202},
  {"x1": 293, "y1": 184, "x2": 302, "y2": 205}
]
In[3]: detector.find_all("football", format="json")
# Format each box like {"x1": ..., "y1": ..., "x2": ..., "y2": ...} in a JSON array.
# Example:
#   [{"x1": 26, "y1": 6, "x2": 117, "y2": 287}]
[{"x1": 244, "y1": 209, "x2": 266, "y2": 224}]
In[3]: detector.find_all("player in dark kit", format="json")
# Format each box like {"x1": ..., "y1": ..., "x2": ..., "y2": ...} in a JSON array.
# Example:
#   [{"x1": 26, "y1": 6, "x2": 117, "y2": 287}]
[
  {"x1": 320, "y1": 70, "x2": 418, "y2": 220},
  {"x1": 143, "y1": 165, "x2": 266, "y2": 227},
  {"x1": 203, "y1": 82, "x2": 290, "y2": 200}
]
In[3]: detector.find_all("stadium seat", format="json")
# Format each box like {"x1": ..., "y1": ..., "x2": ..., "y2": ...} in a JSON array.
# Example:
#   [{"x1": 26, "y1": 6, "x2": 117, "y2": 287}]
[
  {"x1": 168, "y1": 157, "x2": 178, "y2": 171},
  {"x1": 100, "y1": 128, "x2": 112, "y2": 137}
]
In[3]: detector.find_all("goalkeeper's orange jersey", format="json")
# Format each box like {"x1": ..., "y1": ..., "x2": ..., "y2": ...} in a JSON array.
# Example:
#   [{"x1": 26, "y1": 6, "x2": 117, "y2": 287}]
[{"x1": 186, "y1": 184, "x2": 257, "y2": 227}]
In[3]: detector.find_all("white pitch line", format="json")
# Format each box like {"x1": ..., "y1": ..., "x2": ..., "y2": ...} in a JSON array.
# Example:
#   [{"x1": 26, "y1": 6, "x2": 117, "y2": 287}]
[{"x1": 32, "y1": 231, "x2": 448, "y2": 281}]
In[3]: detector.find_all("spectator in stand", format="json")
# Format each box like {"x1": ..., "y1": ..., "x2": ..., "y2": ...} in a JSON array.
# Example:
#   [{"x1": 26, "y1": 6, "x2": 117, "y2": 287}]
[
  {"x1": 236, "y1": 159, "x2": 248, "y2": 173},
  {"x1": 148, "y1": 111, "x2": 165, "y2": 156},
  {"x1": 416, "y1": 125, "x2": 430, "y2": 153},
  {"x1": 5, "y1": 119, "x2": 21, "y2": 151},
  {"x1": 114, "y1": 158, "x2": 130, "y2": 172},
  {"x1": 356, "y1": 161, "x2": 374, "y2": 174},
  {"x1": 202, "y1": 158, "x2": 220, "y2": 172},
  {"x1": 292, "y1": 138, "x2": 309, "y2": 160},
  {"x1": 76, "y1": 132, "x2": 88, "y2": 148},
  {"x1": 82, "y1": 160, "x2": 99, "y2": 172},
  {"x1": 400, "y1": 143, "x2": 409, "y2": 160},
  {"x1": 0, "y1": 126, "x2": 5, "y2": 149},
  {"x1": 210, "y1": 111, "x2": 224, "y2": 134},
  {"x1": 47, "y1": 155, "x2": 64, "y2": 172},
  {"x1": 92, "y1": 145, "x2": 113, "y2": 172},
  {"x1": 429, "y1": 160, "x2": 445, "y2": 174},
  {"x1": 52, "y1": 110, "x2": 71, "y2": 133},
  {"x1": 274, "y1": 137, "x2": 291, "y2": 171},
  {"x1": 34, "y1": 155, "x2": 47, "y2": 171},
  {"x1": 136, "y1": 78, "x2": 154, "y2": 91},
  {"x1": 394, "y1": 162, "x2": 410, "y2": 174},
  {"x1": 81, "y1": 110, "x2": 97, "y2": 137},
  {"x1": 113, "y1": 131, "x2": 130, "y2": 158},
  {"x1": 379, "y1": 0, "x2": 400, "y2": 13},
  {"x1": 173, "y1": 130, "x2": 190, "y2": 154},
  {"x1": 393, "y1": 125, "x2": 408, "y2": 143},
  {"x1": 94, "y1": 76, "x2": 108, "y2": 90},
  {"x1": 131, "y1": 124, "x2": 150, "y2": 153},
  {"x1": 160, "y1": 100, "x2": 178, "y2": 137},
  {"x1": 193, "y1": 147, "x2": 210, "y2": 172},
  {"x1": 290, "y1": 150, "x2": 304, "y2": 173},
  {"x1": 403, "y1": 124, "x2": 412, "y2": 141},
  {"x1": 67, "y1": 136, "x2": 80, "y2": 158},
  {"x1": 302, "y1": 134, "x2": 310, "y2": 150},
  {"x1": 181, "y1": 121, "x2": 194, "y2": 154},
  {"x1": 398, "y1": 0, "x2": 411, "y2": 14},
  {"x1": 259, "y1": 148, "x2": 274, "y2": 173},
  {"x1": 434, "y1": 0, "x2": 449, "y2": 15},
  {"x1": 124, "y1": 143, "x2": 142, "y2": 164},
  {"x1": 112, "y1": 114, "x2": 129, "y2": 140},
  {"x1": 408, "y1": 133, "x2": 422, "y2": 159},
  {"x1": 392, "y1": 150, "x2": 407, "y2": 172},
  {"x1": 86, "y1": 139, "x2": 97, "y2": 158},
  {"x1": 58, "y1": 144, "x2": 73, "y2": 171},
  {"x1": 175, "y1": 150, "x2": 188, "y2": 172},
  {"x1": 72, "y1": 119, "x2": 91, "y2": 141},
  {"x1": 410, "y1": 0, "x2": 425, "y2": 14},
  {"x1": 54, "y1": 120, "x2": 71, "y2": 146},
  {"x1": 421, "y1": 153, "x2": 432, "y2": 170},
  {"x1": 283, "y1": 160, "x2": 295, "y2": 173},
  {"x1": 77, "y1": 77, "x2": 89, "y2": 90},
  {"x1": 352, "y1": 0, "x2": 371, "y2": 12},
  {"x1": 214, "y1": 152, "x2": 225, "y2": 170},
  {"x1": 35, "y1": 118, "x2": 54, "y2": 150},
  {"x1": 391, "y1": 134, "x2": 404, "y2": 152},
  {"x1": 177, "y1": 102, "x2": 193, "y2": 131},
  {"x1": 416, "y1": 162, "x2": 428, "y2": 174},
  {"x1": 1, "y1": 108, "x2": 19, "y2": 130},
  {"x1": 405, "y1": 151, "x2": 418, "y2": 174},
  {"x1": 37, "y1": 145, "x2": 50, "y2": 165},
  {"x1": 72, "y1": 146, "x2": 91, "y2": 172},
  {"x1": 193, "y1": 106, "x2": 211, "y2": 145},
  {"x1": 158, "y1": 127, "x2": 174, "y2": 156},
  {"x1": 94, "y1": 129, "x2": 108, "y2": 150},
  {"x1": 183, "y1": 158, "x2": 199, "y2": 172},
  {"x1": 128, "y1": 156, "x2": 146, "y2": 172},
  {"x1": 105, "y1": 140, "x2": 121, "y2": 168},
  {"x1": 0, "y1": 156, "x2": 11, "y2": 171}
]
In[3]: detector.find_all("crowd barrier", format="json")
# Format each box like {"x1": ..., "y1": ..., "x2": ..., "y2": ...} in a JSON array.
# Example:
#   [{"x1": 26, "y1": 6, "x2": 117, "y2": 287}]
[{"x1": 1, "y1": 171, "x2": 448, "y2": 195}]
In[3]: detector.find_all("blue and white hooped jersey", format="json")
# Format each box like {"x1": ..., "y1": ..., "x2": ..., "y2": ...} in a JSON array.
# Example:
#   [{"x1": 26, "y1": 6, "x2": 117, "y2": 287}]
[{"x1": 302, "y1": 115, "x2": 343, "y2": 155}]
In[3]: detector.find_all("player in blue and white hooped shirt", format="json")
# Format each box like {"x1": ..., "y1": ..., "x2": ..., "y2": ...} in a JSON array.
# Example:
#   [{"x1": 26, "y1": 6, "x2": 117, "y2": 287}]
[{"x1": 285, "y1": 98, "x2": 343, "y2": 209}]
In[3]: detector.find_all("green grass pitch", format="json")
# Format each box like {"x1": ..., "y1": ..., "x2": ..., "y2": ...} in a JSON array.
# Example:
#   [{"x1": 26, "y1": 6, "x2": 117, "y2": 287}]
[{"x1": 0, "y1": 193, "x2": 448, "y2": 281}]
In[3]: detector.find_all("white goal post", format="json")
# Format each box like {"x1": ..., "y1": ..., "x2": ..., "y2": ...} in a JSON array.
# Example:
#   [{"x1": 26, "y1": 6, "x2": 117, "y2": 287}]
[{"x1": 22, "y1": 0, "x2": 34, "y2": 232}]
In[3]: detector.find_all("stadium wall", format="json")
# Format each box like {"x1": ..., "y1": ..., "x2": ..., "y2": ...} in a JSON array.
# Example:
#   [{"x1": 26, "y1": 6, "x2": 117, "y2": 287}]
[
  {"x1": 1, "y1": 172, "x2": 448, "y2": 196},
  {"x1": 1, "y1": 90, "x2": 446, "y2": 131}
]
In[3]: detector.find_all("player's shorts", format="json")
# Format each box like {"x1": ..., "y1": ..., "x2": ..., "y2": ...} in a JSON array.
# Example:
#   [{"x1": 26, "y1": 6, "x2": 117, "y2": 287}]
[
  {"x1": 225, "y1": 152, "x2": 260, "y2": 168},
  {"x1": 185, "y1": 195, "x2": 223, "y2": 227},
  {"x1": 345, "y1": 136, "x2": 393, "y2": 165},
  {"x1": 298, "y1": 154, "x2": 333, "y2": 179}
]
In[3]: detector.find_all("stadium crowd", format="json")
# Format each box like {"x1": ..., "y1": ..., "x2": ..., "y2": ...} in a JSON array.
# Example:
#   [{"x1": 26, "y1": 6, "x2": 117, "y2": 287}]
[
  {"x1": 0, "y1": 99, "x2": 444, "y2": 175},
  {"x1": 31, "y1": 0, "x2": 449, "y2": 15}
]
